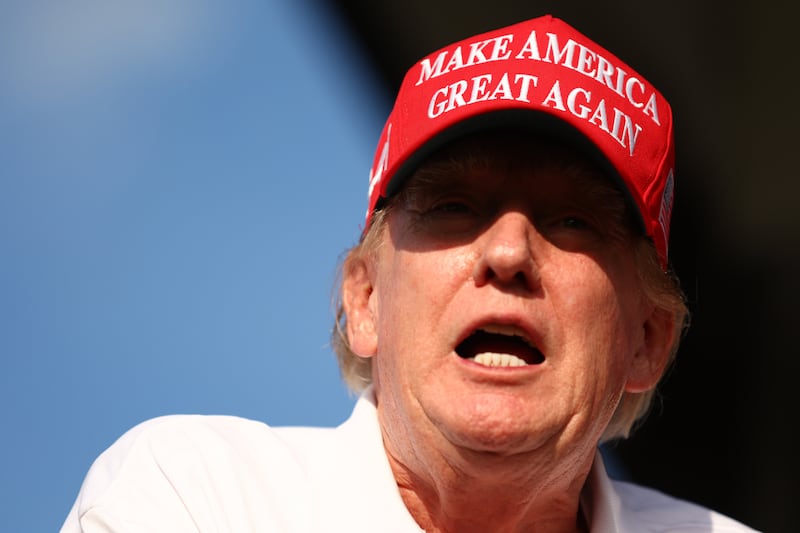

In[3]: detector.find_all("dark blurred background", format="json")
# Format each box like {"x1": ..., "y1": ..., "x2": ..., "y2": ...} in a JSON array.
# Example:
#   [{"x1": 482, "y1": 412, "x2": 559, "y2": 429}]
[{"x1": 323, "y1": 1, "x2": 799, "y2": 531}]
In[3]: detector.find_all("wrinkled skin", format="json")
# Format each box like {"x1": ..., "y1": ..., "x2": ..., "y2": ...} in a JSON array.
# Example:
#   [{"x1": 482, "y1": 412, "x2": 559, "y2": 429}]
[{"x1": 342, "y1": 138, "x2": 675, "y2": 533}]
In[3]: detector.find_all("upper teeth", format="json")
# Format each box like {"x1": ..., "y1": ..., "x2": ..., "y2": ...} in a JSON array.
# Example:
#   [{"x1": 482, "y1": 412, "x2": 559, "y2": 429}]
[
  {"x1": 480, "y1": 325, "x2": 530, "y2": 343},
  {"x1": 472, "y1": 352, "x2": 528, "y2": 367}
]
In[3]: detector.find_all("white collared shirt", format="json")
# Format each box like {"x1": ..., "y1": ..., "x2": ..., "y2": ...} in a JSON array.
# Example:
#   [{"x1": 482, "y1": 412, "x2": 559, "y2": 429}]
[{"x1": 63, "y1": 388, "x2": 757, "y2": 532}]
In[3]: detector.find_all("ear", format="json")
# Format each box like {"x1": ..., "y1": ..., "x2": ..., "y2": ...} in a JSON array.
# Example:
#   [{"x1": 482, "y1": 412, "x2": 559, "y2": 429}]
[
  {"x1": 342, "y1": 256, "x2": 378, "y2": 358},
  {"x1": 624, "y1": 306, "x2": 677, "y2": 393}
]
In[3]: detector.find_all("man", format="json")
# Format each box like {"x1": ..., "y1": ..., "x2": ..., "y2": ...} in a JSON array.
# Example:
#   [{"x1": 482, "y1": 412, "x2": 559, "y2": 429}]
[{"x1": 63, "y1": 15, "x2": 757, "y2": 532}]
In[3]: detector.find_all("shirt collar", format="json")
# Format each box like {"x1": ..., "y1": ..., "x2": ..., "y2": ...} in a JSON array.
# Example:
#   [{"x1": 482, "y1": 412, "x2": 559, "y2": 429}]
[{"x1": 346, "y1": 387, "x2": 628, "y2": 533}]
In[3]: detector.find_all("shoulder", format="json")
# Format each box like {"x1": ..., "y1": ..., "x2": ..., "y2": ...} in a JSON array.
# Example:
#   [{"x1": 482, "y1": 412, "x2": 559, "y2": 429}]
[
  {"x1": 588, "y1": 453, "x2": 759, "y2": 533},
  {"x1": 77, "y1": 413, "x2": 337, "y2": 493},
  {"x1": 81, "y1": 414, "x2": 330, "y2": 482},
  {"x1": 63, "y1": 415, "x2": 335, "y2": 532},
  {"x1": 611, "y1": 479, "x2": 760, "y2": 533}
]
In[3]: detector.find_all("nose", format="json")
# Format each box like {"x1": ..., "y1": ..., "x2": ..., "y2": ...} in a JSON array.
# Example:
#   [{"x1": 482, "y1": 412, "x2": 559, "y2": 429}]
[{"x1": 472, "y1": 211, "x2": 541, "y2": 292}]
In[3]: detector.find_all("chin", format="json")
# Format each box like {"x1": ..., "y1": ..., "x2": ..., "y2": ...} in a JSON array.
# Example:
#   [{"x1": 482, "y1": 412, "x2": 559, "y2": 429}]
[{"x1": 437, "y1": 401, "x2": 555, "y2": 456}]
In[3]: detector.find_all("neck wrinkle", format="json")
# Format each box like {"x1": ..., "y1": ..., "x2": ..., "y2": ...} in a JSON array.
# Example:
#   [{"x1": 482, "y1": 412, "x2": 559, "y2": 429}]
[{"x1": 385, "y1": 441, "x2": 593, "y2": 533}]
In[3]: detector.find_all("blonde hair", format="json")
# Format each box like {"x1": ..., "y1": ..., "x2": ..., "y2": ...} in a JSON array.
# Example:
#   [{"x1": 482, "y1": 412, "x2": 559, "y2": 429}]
[{"x1": 331, "y1": 134, "x2": 688, "y2": 441}]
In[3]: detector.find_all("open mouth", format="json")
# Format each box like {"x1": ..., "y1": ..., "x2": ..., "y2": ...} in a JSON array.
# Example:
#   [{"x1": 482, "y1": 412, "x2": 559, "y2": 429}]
[{"x1": 455, "y1": 326, "x2": 545, "y2": 367}]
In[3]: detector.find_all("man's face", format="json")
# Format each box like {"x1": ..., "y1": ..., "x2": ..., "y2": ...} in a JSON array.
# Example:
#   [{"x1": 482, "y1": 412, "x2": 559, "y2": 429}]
[{"x1": 345, "y1": 136, "x2": 673, "y2": 466}]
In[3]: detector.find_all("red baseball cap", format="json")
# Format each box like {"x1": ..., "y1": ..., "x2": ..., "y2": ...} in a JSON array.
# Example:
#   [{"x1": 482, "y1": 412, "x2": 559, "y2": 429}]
[{"x1": 366, "y1": 15, "x2": 675, "y2": 267}]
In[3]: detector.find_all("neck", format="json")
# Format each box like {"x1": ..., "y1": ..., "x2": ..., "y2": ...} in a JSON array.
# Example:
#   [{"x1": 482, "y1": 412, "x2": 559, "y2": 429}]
[{"x1": 386, "y1": 443, "x2": 594, "y2": 533}]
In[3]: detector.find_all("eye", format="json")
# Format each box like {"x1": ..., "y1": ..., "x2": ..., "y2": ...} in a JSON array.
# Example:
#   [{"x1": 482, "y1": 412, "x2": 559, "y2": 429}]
[
  {"x1": 406, "y1": 196, "x2": 487, "y2": 239},
  {"x1": 429, "y1": 200, "x2": 473, "y2": 215},
  {"x1": 538, "y1": 210, "x2": 606, "y2": 252},
  {"x1": 560, "y1": 215, "x2": 590, "y2": 230}
]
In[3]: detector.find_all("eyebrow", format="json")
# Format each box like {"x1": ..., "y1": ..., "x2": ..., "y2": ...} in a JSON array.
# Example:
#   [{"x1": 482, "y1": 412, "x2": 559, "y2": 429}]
[{"x1": 398, "y1": 165, "x2": 473, "y2": 209}]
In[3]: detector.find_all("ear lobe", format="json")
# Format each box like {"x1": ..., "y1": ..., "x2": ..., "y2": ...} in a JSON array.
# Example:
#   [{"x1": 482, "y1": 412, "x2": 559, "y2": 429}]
[
  {"x1": 342, "y1": 256, "x2": 378, "y2": 358},
  {"x1": 624, "y1": 306, "x2": 677, "y2": 393}
]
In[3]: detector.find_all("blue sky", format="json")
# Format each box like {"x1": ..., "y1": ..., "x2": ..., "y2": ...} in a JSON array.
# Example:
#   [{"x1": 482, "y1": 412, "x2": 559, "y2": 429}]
[{"x1": 0, "y1": 1, "x2": 388, "y2": 530}]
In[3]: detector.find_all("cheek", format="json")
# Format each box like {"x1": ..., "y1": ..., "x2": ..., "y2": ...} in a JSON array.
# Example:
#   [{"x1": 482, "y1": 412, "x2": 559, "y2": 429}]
[
  {"x1": 550, "y1": 263, "x2": 637, "y2": 368},
  {"x1": 551, "y1": 263, "x2": 616, "y2": 319},
  {"x1": 381, "y1": 247, "x2": 477, "y2": 306},
  {"x1": 372, "y1": 247, "x2": 477, "y2": 362}
]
